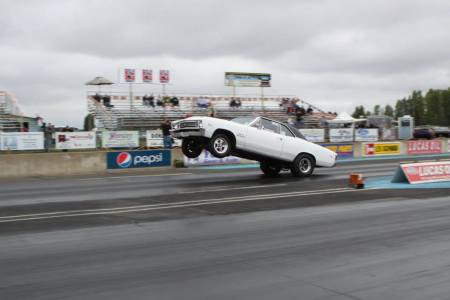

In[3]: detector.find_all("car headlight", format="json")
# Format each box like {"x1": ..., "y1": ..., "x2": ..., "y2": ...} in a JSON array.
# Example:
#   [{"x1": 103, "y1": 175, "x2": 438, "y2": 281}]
[{"x1": 197, "y1": 120, "x2": 203, "y2": 128}]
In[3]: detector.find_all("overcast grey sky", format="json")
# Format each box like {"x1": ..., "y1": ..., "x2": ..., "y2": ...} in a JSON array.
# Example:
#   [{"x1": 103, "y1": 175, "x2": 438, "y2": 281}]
[{"x1": 1, "y1": 0, "x2": 450, "y2": 127}]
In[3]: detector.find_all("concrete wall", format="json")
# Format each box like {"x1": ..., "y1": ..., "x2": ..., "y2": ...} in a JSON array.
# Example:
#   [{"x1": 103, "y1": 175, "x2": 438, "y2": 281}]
[
  {"x1": 0, "y1": 139, "x2": 449, "y2": 178},
  {"x1": 0, "y1": 151, "x2": 106, "y2": 178}
]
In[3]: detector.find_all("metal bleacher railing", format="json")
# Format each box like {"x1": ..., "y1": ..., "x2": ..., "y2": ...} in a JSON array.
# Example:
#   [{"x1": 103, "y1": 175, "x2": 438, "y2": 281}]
[
  {"x1": 0, "y1": 95, "x2": 22, "y2": 132},
  {"x1": 86, "y1": 92, "x2": 333, "y2": 131}
]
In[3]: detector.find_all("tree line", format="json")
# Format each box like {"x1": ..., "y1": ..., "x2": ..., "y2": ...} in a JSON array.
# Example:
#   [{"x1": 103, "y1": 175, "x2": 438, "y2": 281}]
[{"x1": 351, "y1": 88, "x2": 450, "y2": 126}]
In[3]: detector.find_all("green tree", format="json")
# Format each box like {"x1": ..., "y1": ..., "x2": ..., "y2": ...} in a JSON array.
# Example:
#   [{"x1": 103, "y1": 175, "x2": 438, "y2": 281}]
[
  {"x1": 373, "y1": 105, "x2": 381, "y2": 116},
  {"x1": 384, "y1": 104, "x2": 394, "y2": 117},
  {"x1": 351, "y1": 105, "x2": 366, "y2": 118}
]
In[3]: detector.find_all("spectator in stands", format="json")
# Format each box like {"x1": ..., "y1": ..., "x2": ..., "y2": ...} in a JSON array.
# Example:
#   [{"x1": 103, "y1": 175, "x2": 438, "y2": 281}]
[
  {"x1": 143, "y1": 94, "x2": 155, "y2": 108},
  {"x1": 197, "y1": 96, "x2": 209, "y2": 109},
  {"x1": 170, "y1": 96, "x2": 179, "y2": 108},
  {"x1": 229, "y1": 98, "x2": 237, "y2": 108},
  {"x1": 156, "y1": 95, "x2": 164, "y2": 108},
  {"x1": 93, "y1": 93, "x2": 101, "y2": 103},
  {"x1": 235, "y1": 99, "x2": 242, "y2": 108},
  {"x1": 102, "y1": 95, "x2": 113, "y2": 108},
  {"x1": 163, "y1": 96, "x2": 171, "y2": 109},
  {"x1": 307, "y1": 106, "x2": 314, "y2": 114},
  {"x1": 160, "y1": 119, "x2": 173, "y2": 149}
]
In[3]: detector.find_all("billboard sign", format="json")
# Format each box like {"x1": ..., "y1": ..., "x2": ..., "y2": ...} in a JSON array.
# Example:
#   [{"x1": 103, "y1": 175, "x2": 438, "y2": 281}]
[
  {"x1": 124, "y1": 68, "x2": 136, "y2": 82},
  {"x1": 393, "y1": 161, "x2": 450, "y2": 184},
  {"x1": 159, "y1": 70, "x2": 170, "y2": 83},
  {"x1": 107, "y1": 150, "x2": 171, "y2": 169},
  {"x1": 329, "y1": 129, "x2": 353, "y2": 142},
  {"x1": 102, "y1": 131, "x2": 139, "y2": 148},
  {"x1": 224, "y1": 72, "x2": 271, "y2": 87},
  {"x1": 355, "y1": 128, "x2": 378, "y2": 142},
  {"x1": 142, "y1": 69, "x2": 153, "y2": 83},
  {"x1": 319, "y1": 143, "x2": 354, "y2": 159},
  {"x1": 407, "y1": 140, "x2": 442, "y2": 155},
  {"x1": 146, "y1": 130, "x2": 181, "y2": 148},
  {"x1": 55, "y1": 132, "x2": 96, "y2": 150},
  {"x1": 0, "y1": 132, "x2": 44, "y2": 151},
  {"x1": 364, "y1": 142, "x2": 401, "y2": 156},
  {"x1": 299, "y1": 129, "x2": 325, "y2": 143}
]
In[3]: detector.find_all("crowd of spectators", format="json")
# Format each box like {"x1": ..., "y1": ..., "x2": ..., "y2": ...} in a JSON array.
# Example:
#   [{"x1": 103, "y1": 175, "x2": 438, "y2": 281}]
[
  {"x1": 143, "y1": 94, "x2": 180, "y2": 109},
  {"x1": 229, "y1": 98, "x2": 242, "y2": 108},
  {"x1": 92, "y1": 93, "x2": 113, "y2": 108}
]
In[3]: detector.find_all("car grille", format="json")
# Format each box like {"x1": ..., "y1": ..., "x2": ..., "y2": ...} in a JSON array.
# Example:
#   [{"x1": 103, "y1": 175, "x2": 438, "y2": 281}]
[{"x1": 179, "y1": 121, "x2": 199, "y2": 129}]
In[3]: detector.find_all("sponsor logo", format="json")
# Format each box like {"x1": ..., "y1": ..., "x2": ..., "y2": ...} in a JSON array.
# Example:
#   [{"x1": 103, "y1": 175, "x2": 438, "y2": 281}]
[{"x1": 116, "y1": 152, "x2": 132, "y2": 168}]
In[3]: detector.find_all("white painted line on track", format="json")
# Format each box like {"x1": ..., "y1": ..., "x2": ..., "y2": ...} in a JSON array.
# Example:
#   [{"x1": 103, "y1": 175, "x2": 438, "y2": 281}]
[
  {"x1": 0, "y1": 187, "x2": 377, "y2": 223},
  {"x1": 181, "y1": 183, "x2": 287, "y2": 194},
  {"x1": 79, "y1": 173, "x2": 193, "y2": 181}
]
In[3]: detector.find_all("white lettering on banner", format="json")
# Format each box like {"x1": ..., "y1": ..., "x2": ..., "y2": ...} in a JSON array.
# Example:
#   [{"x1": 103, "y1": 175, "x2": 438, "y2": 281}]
[
  {"x1": 397, "y1": 161, "x2": 450, "y2": 184},
  {"x1": 134, "y1": 153, "x2": 163, "y2": 164}
]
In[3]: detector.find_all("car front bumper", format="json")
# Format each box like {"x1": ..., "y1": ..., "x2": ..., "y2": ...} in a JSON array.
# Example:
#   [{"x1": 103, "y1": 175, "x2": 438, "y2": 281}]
[{"x1": 171, "y1": 128, "x2": 205, "y2": 138}]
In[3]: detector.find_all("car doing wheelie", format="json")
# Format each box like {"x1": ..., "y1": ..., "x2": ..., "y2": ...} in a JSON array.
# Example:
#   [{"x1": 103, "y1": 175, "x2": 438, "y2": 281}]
[{"x1": 171, "y1": 116, "x2": 337, "y2": 177}]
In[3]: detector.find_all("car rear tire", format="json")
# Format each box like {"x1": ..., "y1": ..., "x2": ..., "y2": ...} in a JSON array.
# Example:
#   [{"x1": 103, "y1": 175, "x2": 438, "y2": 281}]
[
  {"x1": 260, "y1": 162, "x2": 282, "y2": 177},
  {"x1": 182, "y1": 137, "x2": 204, "y2": 158},
  {"x1": 208, "y1": 134, "x2": 232, "y2": 158},
  {"x1": 291, "y1": 154, "x2": 315, "y2": 177}
]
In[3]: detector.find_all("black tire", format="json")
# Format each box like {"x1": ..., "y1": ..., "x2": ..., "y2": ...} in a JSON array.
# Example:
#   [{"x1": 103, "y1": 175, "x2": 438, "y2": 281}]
[
  {"x1": 290, "y1": 154, "x2": 315, "y2": 177},
  {"x1": 208, "y1": 133, "x2": 232, "y2": 158},
  {"x1": 260, "y1": 162, "x2": 282, "y2": 177},
  {"x1": 182, "y1": 137, "x2": 204, "y2": 158}
]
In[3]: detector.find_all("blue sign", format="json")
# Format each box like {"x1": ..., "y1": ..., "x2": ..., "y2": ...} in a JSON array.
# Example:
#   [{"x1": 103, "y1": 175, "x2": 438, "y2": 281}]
[{"x1": 107, "y1": 150, "x2": 171, "y2": 169}]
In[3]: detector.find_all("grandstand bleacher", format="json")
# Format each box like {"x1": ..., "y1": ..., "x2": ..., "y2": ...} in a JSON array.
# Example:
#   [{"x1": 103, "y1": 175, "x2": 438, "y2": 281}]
[{"x1": 87, "y1": 92, "x2": 335, "y2": 131}]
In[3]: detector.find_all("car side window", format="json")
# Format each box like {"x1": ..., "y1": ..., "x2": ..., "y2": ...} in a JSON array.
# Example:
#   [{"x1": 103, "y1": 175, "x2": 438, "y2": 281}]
[
  {"x1": 280, "y1": 124, "x2": 295, "y2": 137},
  {"x1": 261, "y1": 119, "x2": 280, "y2": 134}
]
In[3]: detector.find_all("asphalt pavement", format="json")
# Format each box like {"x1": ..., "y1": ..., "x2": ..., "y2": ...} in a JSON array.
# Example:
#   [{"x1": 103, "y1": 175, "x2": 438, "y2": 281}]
[{"x1": 1, "y1": 156, "x2": 450, "y2": 299}]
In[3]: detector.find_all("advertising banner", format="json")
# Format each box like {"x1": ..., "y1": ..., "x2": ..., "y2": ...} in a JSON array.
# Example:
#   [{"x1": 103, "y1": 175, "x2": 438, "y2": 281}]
[
  {"x1": 299, "y1": 129, "x2": 325, "y2": 143},
  {"x1": 102, "y1": 131, "x2": 139, "y2": 148},
  {"x1": 329, "y1": 129, "x2": 354, "y2": 142},
  {"x1": 142, "y1": 69, "x2": 153, "y2": 83},
  {"x1": 363, "y1": 142, "x2": 401, "y2": 156},
  {"x1": 393, "y1": 161, "x2": 450, "y2": 184},
  {"x1": 319, "y1": 143, "x2": 354, "y2": 159},
  {"x1": 107, "y1": 150, "x2": 171, "y2": 169},
  {"x1": 159, "y1": 70, "x2": 170, "y2": 83},
  {"x1": 382, "y1": 128, "x2": 397, "y2": 140},
  {"x1": 119, "y1": 68, "x2": 156, "y2": 84},
  {"x1": 355, "y1": 128, "x2": 378, "y2": 142},
  {"x1": 0, "y1": 132, "x2": 44, "y2": 150},
  {"x1": 184, "y1": 150, "x2": 241, "y2": 166},
  {"x1": 224, "y1": 72, "x2": 271, "y2": 87},
  {"x1": 407, "y1": 140, "x2": 442, "y2": 155},
  {"x1": 124, "y1": 68, "x2": 136, "y2": 82},
  {"x1": 55, "y1": 132, "x2": 96, "y2": 150},
  {"x1": 146, "y1": 130, "x2": 181, "y2": 148}
]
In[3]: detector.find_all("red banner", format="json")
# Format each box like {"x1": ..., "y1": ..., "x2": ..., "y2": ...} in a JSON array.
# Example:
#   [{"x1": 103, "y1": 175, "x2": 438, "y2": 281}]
[
  {"x1": 407, "y1": 140, "x2": 442, "y2": 155},
  {"x1": 159, "y1": 70, "x2": 170, "y2": 83},
  {"x1": 124, "y1": 68, "x2": 136, "y2": 82},
  {"x1": 401, "y1": 161, "x2": 450, "y2": 184},
  {"x1": 142, "y1": 69, "x2": 153, "y2": 83}
]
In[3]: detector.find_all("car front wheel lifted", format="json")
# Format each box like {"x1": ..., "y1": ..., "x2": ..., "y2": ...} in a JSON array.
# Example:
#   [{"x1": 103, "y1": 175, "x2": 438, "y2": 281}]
[
  {"x1": 182, "y1": 137, "x2": 204, "y2": 158},
  {"x1": 208, "y1": 134, "x2": 232, "y2": 158},
  {"x1": 291, "y1": 154, "x2": 315, "y2": 177}
]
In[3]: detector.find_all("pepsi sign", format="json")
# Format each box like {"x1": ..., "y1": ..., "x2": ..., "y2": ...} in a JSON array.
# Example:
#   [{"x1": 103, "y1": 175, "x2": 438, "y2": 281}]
[{"x1": 107, "y1": 150, "x2": 171, "y2": 169}]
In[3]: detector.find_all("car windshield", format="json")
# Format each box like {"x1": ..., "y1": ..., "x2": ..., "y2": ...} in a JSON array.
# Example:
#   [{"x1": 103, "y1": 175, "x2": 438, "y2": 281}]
[{"x1": 231, "y1": 116, "x2": 257, "y2": 125}]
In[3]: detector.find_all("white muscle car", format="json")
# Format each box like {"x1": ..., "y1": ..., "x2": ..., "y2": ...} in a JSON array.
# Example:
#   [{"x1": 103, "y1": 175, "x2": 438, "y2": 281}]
[{"x1": 171, "y1": 116, "x2": 337, "y2": 177}]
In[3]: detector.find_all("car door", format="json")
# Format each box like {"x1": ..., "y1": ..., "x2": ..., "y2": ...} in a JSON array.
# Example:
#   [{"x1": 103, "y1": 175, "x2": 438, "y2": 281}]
[
  {"x1": 279, "y1": 124, "x2": 300, "y2": 161},
  {"x1": 246, "y1": 118, "x2": 283, "y2": 158}
]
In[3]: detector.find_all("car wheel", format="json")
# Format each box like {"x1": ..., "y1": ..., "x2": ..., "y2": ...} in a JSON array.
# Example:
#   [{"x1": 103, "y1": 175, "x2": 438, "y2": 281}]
[
  {"x1": 260, "y1": 162, "x2": 282, "y2": 177},
  {"x1": 208, "y1": 134, "x2": 232, "y2": 158},
  {"x1": 291, "y1": 154, "x2": 315, "y2": 177},
  {"x1": 182, "y1": 137, "x2": 204, "y2": 158}
]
